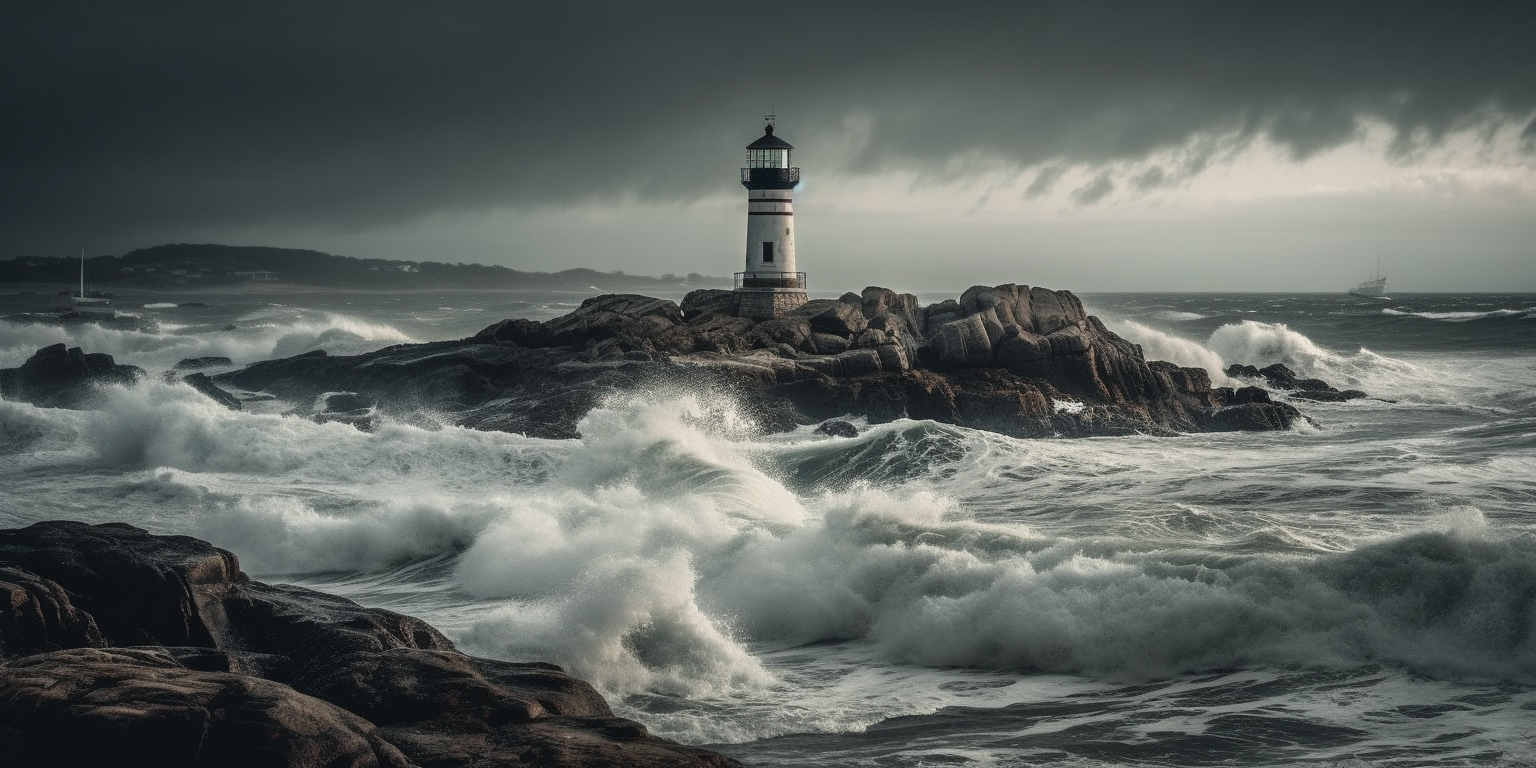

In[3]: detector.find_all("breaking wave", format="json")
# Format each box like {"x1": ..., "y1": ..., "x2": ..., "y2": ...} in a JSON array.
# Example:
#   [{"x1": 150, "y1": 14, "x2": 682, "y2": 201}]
[
  {"x1": 1383, "y1": 307, "x2": 1536, "y2": 322},
  {"x1": 1113, "y1": 319, "x2": 1233, "y2": 384}
]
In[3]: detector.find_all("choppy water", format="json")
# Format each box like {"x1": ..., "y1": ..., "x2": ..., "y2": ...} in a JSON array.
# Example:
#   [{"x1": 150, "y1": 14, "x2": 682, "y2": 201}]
[{"x1": 2, "y1": 287, "x2": 1534, "y2": 767}]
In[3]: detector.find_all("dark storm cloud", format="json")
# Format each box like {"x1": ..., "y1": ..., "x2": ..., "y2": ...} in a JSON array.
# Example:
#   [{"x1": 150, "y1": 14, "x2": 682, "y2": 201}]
[{"x1": 3, "y1": 0, "x2": 1533, "y2": 254}]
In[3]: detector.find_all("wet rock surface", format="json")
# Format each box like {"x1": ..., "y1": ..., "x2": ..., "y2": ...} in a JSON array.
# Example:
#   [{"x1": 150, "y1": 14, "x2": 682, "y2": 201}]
[
  {"x1": 5, "y1": 284, "x2": 1315, "y2": 438},
  {"x1": 173, "y1": 355, "x2": 234, "y2": 370},
  {"x1": 0, "y1": 521, "x2": 743, "y2": 768},
  {"x1": 0, "y1": 342, "x2": 145, "y2": 408},
  {"x1": 210, "y1": 284, "x2": 1307, "y2": 438},
  {"x1": 180, "y1": 371, "x2": 243, "y2": 410},
  {"x1": 1225, "y1": 363, "x2": 1368, "y2": 402}
]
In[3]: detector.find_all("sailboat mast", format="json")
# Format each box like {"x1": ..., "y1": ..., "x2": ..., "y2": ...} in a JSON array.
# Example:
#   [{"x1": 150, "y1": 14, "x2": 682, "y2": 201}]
[{"x1": 79, "y1": 248, "x2": 85, "y2": 297}]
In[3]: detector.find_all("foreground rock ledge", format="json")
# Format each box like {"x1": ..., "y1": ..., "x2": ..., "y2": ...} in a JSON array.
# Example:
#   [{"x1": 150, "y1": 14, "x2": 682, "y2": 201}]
[{"x1": 0, "y1": 521, "x2": 741, "y2": 768}]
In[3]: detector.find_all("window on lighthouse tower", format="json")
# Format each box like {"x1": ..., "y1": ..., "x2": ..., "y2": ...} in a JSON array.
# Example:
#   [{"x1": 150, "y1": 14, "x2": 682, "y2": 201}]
[{"x1": 748, "y1": 148, "x2": 789, "y2": 169}]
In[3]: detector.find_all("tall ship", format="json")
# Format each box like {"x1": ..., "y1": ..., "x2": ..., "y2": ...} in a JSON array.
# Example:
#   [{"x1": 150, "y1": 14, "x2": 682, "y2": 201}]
[{"x1": 1348, "y1": 259, "x2": 1387, "y2": 298}]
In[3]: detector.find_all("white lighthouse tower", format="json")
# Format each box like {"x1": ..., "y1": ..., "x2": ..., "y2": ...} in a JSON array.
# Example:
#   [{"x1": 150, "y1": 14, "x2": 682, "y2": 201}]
[{"x1": 733, "y1": 117, "x2": 807, "y2": 319}]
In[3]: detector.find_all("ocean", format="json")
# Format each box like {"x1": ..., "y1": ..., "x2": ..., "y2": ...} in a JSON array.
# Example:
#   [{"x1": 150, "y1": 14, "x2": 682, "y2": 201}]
[{"x1": 2, "y1": 287, "x2": 1534, "y2": 767}]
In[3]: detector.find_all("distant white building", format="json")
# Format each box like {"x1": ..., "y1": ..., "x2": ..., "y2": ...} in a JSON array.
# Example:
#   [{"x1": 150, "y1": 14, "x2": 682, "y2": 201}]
[{"x1": 234, "y1": 270, "x2": 280, "y2": 282}]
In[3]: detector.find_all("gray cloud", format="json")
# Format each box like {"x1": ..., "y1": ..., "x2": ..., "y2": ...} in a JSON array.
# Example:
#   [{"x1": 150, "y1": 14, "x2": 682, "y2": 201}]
[
  {"x1": 1024, "y1": 165, "x2": 1067, "y2": 198},
  {"x1": 1072, "y1": 172, "x2": 1116, "y2": 205},
  {"x1": 2, "y1": 0, "x2": 1534, "y2": 256},
  {"x1": 1130, "y1": 166, "x2": 1168, "y2": 192}
]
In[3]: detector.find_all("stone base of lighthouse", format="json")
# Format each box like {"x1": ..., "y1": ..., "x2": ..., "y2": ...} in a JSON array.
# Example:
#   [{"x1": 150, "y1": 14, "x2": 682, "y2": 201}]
[{"x1": 733, "y1": 288, "x2": 807, "y2": 320}]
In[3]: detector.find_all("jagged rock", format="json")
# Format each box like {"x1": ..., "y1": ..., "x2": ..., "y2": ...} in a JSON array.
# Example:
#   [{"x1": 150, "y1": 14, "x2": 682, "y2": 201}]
[
  {"x1": 1208, "y1": 401, "x2": 1302, "y2": 431},
  {"x1": 0, "y1": 522, "x2": 744, "y2": 768},
  {"x1": 311, "y1": 391, "x2": 376, "y2": 430},
  {"x1": 189, "y1": 283, "x2": 1312, "y2": 439},
  {"x1": 0, "y1": 343, "x2": 144, "y2": 408},
  {"x1": 317, "y1": 391, "x2": 373, "y2": 413},
  {"x1": 1290, "y1": 388, "x2": 1369, "y2": 402},
  {"x1": 680, "y1": 288, "x2": 735, "y2": 319},
  {"x1": 475, "y1": 316, "x2": 555, "y2": 347},
  {"x1": 0, "y1": 647, "x2": 414, "y2": 768},
  {"x1": 181, "y1": 372, "x2": 242, "y2": 410},
  {"x1": 1231, "y1": 386, "x2": 1275, "y2": 404},
  {"x1": 220, "y1": 340, "x2": 528, "y2": 413},
  {"x1": 0, "y1": 565, "x2": 106, "y2": 657},
  {"x1": 172, "y1": 356, "x2": 233, "y2": 370},
  {"x1": 814, "y1": 419, "x2": 860, "y2": 438},
  {"x1": 1226, "y1": 362, "x2": 1367, "y2": 402},
  {"x1": 809, "y1": 301, "x2": 867, "y2": 338}
]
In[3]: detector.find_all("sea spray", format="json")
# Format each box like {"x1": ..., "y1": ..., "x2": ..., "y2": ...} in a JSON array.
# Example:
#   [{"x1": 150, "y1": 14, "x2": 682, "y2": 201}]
[
  {"x1": 5, "y1": 289, "x2": 1535, "y2": 763},
  {"x1": 1110, "y1": 318, "x2": 1235, "y2": 385},
  {"x1": 453, "y1": 391, "x2": 803, "y2": 695}
]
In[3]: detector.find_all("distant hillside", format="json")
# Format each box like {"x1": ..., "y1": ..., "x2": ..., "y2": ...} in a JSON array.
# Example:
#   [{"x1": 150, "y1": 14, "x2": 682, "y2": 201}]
[{"x1": 0, "y1": 244, "x2": 729, "y2": 291}]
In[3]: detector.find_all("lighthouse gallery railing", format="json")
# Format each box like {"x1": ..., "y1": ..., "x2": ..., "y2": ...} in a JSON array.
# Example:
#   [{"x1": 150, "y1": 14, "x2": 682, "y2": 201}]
[
  {"x1": 735, "y1": 272, "x2": 806, "y2": 289},
  {"x1": 740, "y1": 168, "x2": 801, "y2": 185}
]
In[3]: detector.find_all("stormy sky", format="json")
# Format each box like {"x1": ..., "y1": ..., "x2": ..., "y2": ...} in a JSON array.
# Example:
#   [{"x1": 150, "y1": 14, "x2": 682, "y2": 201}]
[{"x1": 3, "y1": 1, "x2": 1533, "y2": 292}]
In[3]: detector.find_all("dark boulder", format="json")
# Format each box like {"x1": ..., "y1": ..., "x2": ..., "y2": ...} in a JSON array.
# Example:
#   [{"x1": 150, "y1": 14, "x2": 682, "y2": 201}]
[
  {"x1": 181, "y1": 372, "x2": 242, "y2": 410},
  {"x1": 0, "y1": 521, "x2": 745, "y2": 768},
  {"x1": 172, "y1": 356, "x2": 234, "y2": 370},
  {"x1": 680, "y1": 288, "x2": 735, "y2": 319},
  {"x1": 311, "y1": 390, "x2": 377, "y2": 430},
  {"x1": 0, "y1": 565, "x2": 106, "y2": 657},
  {"x1": 0, "y1": 343, "x2": 144, "y2": 408},
  {"x1": 814, "y1": 419, "x2": 860, "y2": 438},
  {"x1": 1227, "y1": 362, "x2": 1367, "y2": 402},
  {"x1": 1207, "y1": 401, "x2": 1302, "y2": 431},
  {"x1": 1225, "y1": 364, "x2": 1262, "y2": 380},
  {"x1": 0, "y1": 647, "x2": 414, "y2": 768}
]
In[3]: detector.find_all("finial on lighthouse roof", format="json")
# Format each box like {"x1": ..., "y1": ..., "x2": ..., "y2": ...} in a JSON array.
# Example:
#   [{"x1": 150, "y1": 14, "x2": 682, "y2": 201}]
[{"x1": 747, "y1": 118, "x2": 794, "y2": 150}]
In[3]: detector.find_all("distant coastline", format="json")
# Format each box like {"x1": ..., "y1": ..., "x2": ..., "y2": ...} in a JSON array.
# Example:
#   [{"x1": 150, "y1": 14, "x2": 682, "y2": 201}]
[{"x1": 0, "y1": 243, "x2": 730, "y2": 293}]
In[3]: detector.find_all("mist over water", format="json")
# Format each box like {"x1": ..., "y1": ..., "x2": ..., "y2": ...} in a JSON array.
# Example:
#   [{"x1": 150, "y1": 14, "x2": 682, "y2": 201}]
[{"x1": 2, "y1": 289, "x2": 1535, "y2": 766}]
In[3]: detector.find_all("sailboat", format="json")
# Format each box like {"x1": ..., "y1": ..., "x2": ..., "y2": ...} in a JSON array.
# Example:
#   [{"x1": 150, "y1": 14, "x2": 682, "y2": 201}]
[
  {"x1": 66, "y1": 249, "x2": 115, "y2": 317},
  {"x1": 1348, "y1": 257, "x2": 1387, "y2": 298}
]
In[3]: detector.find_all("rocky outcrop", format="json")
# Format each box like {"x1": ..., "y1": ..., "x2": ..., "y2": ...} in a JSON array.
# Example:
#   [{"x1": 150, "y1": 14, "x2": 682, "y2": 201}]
[
  {"x1": 6, "y1": 283, "x2": 1307, "y2": 438},
  {"x1": 181, "y1": 372, "x2": 243, "y2": 410},
  {"x1": 214, "y1": 284, "x2": 1302, "y2": 437},
  {"x1": 1226, "y1": 363, "x2": 1367, "y2": 402},
  {"x1": 465, "y1": 285, "x2": 1302, "y2": 436},
  {"x1": 0, "y1": 342, "x2": 144, "y2": 408},
  {"x1": 0, "y1": 521, "x2": 742, "y2": 768},
  {"x1": 173, "y1": 356, "x2": 234, "y2": 370}
]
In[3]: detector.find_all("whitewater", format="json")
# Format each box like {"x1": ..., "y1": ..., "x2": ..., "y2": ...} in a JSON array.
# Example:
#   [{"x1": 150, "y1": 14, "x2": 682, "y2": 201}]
[{"x1": 2, "y1": 288, "x2": 1534, "y2": 767}]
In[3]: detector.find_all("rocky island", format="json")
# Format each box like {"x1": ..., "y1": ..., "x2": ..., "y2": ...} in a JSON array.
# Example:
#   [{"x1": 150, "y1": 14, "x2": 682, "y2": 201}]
[
  {"x1": 206, "y1": 283, "x2": 1301, "y2": 437},
  {"x1": 1, "y1": 283, "x2": 1304, "y2": 438}
]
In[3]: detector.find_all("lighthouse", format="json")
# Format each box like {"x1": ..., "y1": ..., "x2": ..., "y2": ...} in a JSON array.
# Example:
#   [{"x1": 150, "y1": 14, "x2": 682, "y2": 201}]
[{"x1": 733, "y1": 117, "x2": 807, "y2": 319}]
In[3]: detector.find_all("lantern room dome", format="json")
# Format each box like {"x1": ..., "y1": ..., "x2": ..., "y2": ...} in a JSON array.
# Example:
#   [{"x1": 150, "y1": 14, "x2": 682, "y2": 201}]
[{"x1": 746, "y1": 124, "x2": 794, "y2": 150}]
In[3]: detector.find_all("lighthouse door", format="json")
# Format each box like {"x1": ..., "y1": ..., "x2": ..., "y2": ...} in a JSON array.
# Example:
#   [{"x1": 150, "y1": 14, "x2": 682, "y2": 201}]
[{"x1": 762, "y1": 242, "x2": 774, "y2": 264}]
